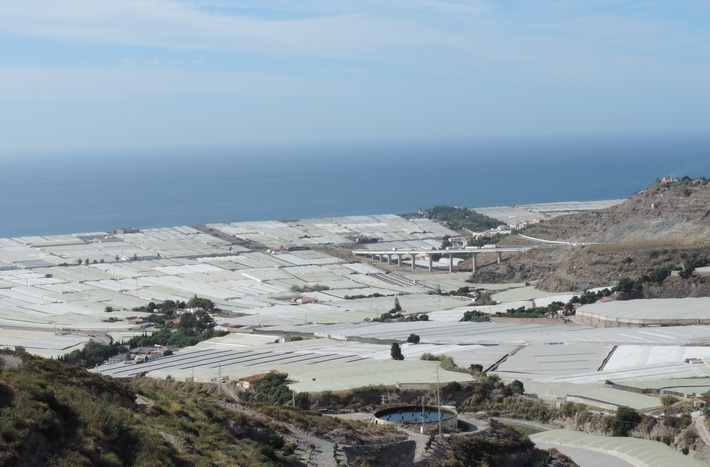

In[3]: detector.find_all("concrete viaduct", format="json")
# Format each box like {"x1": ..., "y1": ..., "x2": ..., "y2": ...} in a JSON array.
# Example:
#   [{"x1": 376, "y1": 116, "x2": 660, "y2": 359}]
[{"x1": 352, "y1": 246, "x2": 534, "y2": 273}]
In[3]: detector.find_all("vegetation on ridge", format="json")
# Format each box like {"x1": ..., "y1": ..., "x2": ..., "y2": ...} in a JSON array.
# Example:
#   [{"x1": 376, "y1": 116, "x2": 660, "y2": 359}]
[
  {"x1": 403, "y1": 205, "x2": 501, "y2": 232},
  {"x1": 59, "y1": 297, "x2": 228, "y2": 368},
  {"x1": 0, "y1": 350, "x2": 300, "y2": 466}
]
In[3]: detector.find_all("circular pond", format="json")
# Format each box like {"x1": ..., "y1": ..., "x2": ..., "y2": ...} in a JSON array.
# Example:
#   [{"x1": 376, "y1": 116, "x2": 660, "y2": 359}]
[{"x1": 372, "y1": 405, "x2": 458, "y2": 430}]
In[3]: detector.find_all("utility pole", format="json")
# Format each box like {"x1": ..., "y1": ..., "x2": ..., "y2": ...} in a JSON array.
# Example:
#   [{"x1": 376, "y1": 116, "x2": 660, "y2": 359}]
[{"x1": 436, "y1": 361, "x2": 442, "y2": 437}]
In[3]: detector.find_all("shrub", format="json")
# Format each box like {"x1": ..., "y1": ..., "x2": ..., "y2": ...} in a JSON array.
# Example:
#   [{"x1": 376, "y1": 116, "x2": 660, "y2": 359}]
[
  {"x1": 660, "y1": 394, "x2": 678, "y2": 407},
  {"x1": 611, "y1": 406, "x2": 642, "y2": 437}
]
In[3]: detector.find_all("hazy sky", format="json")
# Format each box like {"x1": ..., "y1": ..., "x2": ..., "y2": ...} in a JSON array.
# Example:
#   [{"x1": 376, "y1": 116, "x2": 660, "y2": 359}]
[{"x1": 2, "y1": 0, "x2": 710, "y2": 154}]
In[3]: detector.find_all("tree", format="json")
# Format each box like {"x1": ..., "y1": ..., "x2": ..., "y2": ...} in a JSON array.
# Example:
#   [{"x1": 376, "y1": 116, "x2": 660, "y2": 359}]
[
  {"x1": 615, "y1": 277, "x2": 641, "y2": 293},
  {"x1": 611, "y1": 406, "x2": 642, "y2": 437},
  {"x1": 294, "y1": 392, "x2": 310, "y2": 410},
  {"x1": 245, "y1": 372, "x2": 292, "y2": 405},
  {"x1": 390, "y1": 343, "x2": 405, "y2": 360},
  {"x1": 178, "y1": 313, "x2": 197, "y2": 335},
  {"x1": 193, "y1": 310, "x2": 216, "y2": 332},
  {"x1": 407, "y1": 333, "x2": 420, "y2": 344},
  {"x1": 178, "y1": 310, "x2": 215, "y2": 336},
  {"x1": 507, "y1": 380, "x2": 525, "y2": 395},
  {"x1": 393, "y1": 297, "x2": 402, "y2": 313},
  {"x1": 160, "y1": 300, "x2": 177, "y2": 313},
  {"x1": 187, "y1": 295, "x2": 216, "y2": 312},
  {"x1": 563, "y1": 302, "x2": 575, "y2": 315}
]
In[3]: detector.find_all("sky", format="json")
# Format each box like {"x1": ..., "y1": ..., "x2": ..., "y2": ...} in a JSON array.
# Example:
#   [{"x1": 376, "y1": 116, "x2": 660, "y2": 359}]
[{"x1": 1, "y1": 0, "x2": 710, "y2": 155}]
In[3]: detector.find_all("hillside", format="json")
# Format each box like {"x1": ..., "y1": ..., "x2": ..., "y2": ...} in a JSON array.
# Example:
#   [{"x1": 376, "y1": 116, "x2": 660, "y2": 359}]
[
  {"x1": 0, "y1": 350, "x2": 571, "y2": 467},
  {"x1": 523, "y1": 180, "x2": 710, "y2": 244},
  {"x1": 0, "y1": 350, "x2": 405, "y2": 466},
  {"x1": 0, "y1": 350, "x2": 304, "y2": 466},
  {"x1": 474, "y1": 179, "x2": 710, "y2": 293}
]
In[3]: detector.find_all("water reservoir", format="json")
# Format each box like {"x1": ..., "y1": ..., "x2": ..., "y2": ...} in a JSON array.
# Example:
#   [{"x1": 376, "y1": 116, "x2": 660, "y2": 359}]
[{"x1": 372, "y1": 405, "x2": 458, "y2": 431}]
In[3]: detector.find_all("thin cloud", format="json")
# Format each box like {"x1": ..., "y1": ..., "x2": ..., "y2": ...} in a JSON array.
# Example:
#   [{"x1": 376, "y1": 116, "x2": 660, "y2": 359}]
[
  {"x1": 185, "y1": 0, "x2": 492, "y2": 16},
  {"x1": 1, "y1": 0, "x2": 710, "y2": 153},
  {"x1": 1, "y1": 0, "x2": 706, "y2": 70},
  {"x1": 0, "y1": 0, "x2": 450, "y2": 61}
]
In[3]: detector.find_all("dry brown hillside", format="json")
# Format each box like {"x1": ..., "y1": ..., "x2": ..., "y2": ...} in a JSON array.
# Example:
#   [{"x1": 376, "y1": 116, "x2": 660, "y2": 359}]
[
  {"x1": 473, "y1": 180, "x2": 710, "y2": 294},
  {"x1": 524, "y1": 181, "x2": 710, "y2": 244}
]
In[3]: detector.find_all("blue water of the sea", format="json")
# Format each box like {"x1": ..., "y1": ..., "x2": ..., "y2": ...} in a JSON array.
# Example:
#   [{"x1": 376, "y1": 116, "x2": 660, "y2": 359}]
[{"x1": 2, "y1": 132, "x2": 708, "y2": 238}]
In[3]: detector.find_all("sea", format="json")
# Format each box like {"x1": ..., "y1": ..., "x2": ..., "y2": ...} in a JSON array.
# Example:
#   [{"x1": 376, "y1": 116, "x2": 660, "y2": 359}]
[{"x1": 2, "y1": 132, "x2": 709, "y2": 239}]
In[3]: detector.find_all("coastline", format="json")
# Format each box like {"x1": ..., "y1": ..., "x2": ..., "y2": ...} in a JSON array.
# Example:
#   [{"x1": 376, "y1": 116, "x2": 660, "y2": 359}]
[{"x1": 3, "y1": 198, "x2": 626, "y2": 242}]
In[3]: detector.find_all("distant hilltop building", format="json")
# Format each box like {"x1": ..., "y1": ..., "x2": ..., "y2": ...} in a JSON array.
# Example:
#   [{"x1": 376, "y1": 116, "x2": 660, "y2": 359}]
[
  {"x1": 654, "y1": 175, "x2": 707, "y2": 186},
  {"x1": 512, "y1": 219, "x2": 540, "y2": 230}
]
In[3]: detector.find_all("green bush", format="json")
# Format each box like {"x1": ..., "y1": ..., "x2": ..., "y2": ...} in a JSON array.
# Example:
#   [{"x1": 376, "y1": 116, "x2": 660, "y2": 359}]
[{"x1": 611, "y1": 406, "x2": 642, "y2": 437}]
